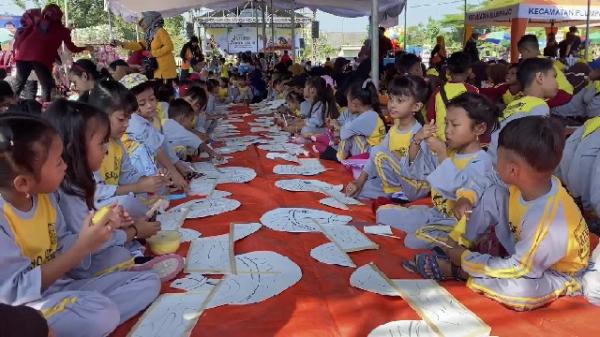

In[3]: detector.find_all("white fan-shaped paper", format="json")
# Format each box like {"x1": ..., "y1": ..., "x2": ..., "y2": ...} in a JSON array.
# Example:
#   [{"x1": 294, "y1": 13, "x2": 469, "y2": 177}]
[
  {"x1": 233, "y1": 223, "x2": 262, "y2": 241},
  {"x1": 260, "y1": 208, "x2": 352, "y2": 233},
  {"x1": 190, "y1": 165, "x2": 257, "y2": 184},
  {"x1": 170, "y1": 273, "x2": 219, "y2": 293},
  {"x1": 266, "y1": 152, "x2": 300, "y2": 163},
  {"x1": 157, "y1": 207, "x2": 189, "y2": 231},
  {"x1": 206, "y1": 251, "x2": 302, "y2": 308},
  {"x1": 258, "y1": 143, "x2": 305, "y2": 155},
  {"x1": 178, "y1": 228, "x2": 202, "y2": 242},
  {"x1": 273, "y1": 164, "x2": 325, "y2": 176},
  {"x1": 275, "y1": 179, "x2": 342, "y2": 193},
  {"x1": 216, "y1": 144, "x2": 247, "y2": 154},
  {"x1": 368, "y1": 321, "x2": 434, "y2": 337},
  {"x1": 310, "y1": 242, "x2": 355, "y2": 267},
  {"x1": 350, "y1": 263, "x2": 400, "y2": 297},
  {"x1": 320, "y1": 197, "x2": 350, "y2": 210},
  {"x1": 171, "y1": 198, "x2": 241, "y2": 219}
]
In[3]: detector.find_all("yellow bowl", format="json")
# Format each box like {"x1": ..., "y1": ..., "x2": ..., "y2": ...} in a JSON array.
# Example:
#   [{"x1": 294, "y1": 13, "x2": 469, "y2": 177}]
[{"x1": 147, "y1": 230, "x2": 181, "y2": 255}]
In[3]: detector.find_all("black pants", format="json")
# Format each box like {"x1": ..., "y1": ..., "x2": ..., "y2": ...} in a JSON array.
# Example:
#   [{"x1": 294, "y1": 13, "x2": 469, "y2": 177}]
[{"x1": 13, "y1": 61, "x2": 54, "y2": 102}]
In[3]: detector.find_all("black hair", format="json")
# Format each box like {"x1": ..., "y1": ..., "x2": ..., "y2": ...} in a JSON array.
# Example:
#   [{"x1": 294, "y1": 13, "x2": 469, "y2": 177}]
[
  {"x1": 183, "y1": 86, "x2": 208, "y2": 111},
  {"x1": 0, "y1": 80, "x2": 14, "y2": 101},
  {"x1": 0, "y1": 113, "x2": 57, "y2": 188},
  {"x1": 447, "y1": 92, "x2": 499, "y2": 134},
  {"x1": 168, "y1": 98, "x2": 195, "y2": 119},
  {"x1": 286, "y1": 91, "x2": 304, "y2": 104},
  {"x1": 219, "y1": 77, "x2": 229, "y2": 86},
  {"x1": 130, "y1": 80, "x2": 155, "y2": 97},
  {"x1": 396, "y1": 53, "x2": 422, "y2": 75},
  {"x1": 498, "y1": 116, "x2": 564, "y2": 173},
  {"x1": 5, "y1": 99, "x2": 42, "y2": 115},
  {"x1": 45, "y1": 99, "x2": 110, "y2": 210},
  {"x1": 517, "y1": 34, "x2": 539, "y2": 52},
  {"x1": 446, "y1": 52, "x2": 471, "y2": 75},
  {"x1": 347, "y1": 78, "x2": 382, "y2": 118},
  {"x1": 86, "y1": 80, "x2": 138, "y2": 117},
  {"x1": 0, "y1": 303, "x2": 49, "y2": 337},
  {"x1": 388, "y1": 75, "x2": 430, "y2": 105},
  {"x1": 517, "y1": 58, "x2": 554, "y2": 89},
  {"x1": 109, "y1": 59, "x2": 128, "y2": 71},
  {"x1": 305, "y1": 76, "x2": 339, "y2": 123},
  {"x1": 207, "y1": 79, "x2": 219, "y2": 93},
  {"x1": 70, "y1": 59, "x2": 102, "y2": 80},
  {"x1": 155, "y1": 83, "x2": 176, "y2": 103}
]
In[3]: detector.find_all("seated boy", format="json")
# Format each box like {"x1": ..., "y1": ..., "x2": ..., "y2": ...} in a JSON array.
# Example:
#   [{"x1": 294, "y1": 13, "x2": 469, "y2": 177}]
[
  {"x1": 552, "y1": 62, "x2": 600, "y2": 119},
  {"x1": 488, "y1": 57, "x2": 557, "y2": 162},
  {"x1": 517, "y1": 34, "x2": 573, "y2": 108},
  {"x1": 426, "y1": 51, "x2": 479, "y2": 140},
  {"x1": 165, "y1": 98, "x2": 221, "y2": 161},
  {"x1": 412, "y1": 116, "x2": 590, "y2": 311}
]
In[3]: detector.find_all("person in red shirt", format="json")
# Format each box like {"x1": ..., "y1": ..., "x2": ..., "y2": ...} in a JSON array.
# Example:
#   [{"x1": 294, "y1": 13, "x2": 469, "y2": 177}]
[
  {"x1": 13, "y1": 4, "x2": 90, "y2": 102},
  {"x1": 280, "y1": 50, "x2": 292, "y2": 65}
]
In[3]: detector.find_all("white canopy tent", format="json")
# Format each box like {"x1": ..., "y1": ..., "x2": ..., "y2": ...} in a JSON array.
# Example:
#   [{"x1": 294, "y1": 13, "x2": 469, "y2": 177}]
[{"x1": 105, "y1": 0, "x2": 405, "y2": 87}]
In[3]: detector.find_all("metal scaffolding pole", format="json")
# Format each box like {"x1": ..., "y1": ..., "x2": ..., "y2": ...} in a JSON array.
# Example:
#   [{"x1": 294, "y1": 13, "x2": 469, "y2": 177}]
[
  {"x1": 290, "y1": 0, "x2": 296, "y2": 61},
  {"x1": 371, "y1": 0, "x2": 379, "y2": 88},
  {"x1": 261, "y1": 1, "x2": 267, "y2": 51}
]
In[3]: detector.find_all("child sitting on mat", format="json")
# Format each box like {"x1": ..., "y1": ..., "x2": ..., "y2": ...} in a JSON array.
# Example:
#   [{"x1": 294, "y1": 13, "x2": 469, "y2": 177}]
[
  {"x1": 336, "y1": 78, "x2": 386, "y2": 161},
  {"x1": 410, "y1": 116, "x2": 590, "y2": 312},
  {"x1": 376, "y1": 92, "x2": 499, "y2": 249},
  {"x1": 345, "y1": 75, "x2": 430, "y2": 201}
]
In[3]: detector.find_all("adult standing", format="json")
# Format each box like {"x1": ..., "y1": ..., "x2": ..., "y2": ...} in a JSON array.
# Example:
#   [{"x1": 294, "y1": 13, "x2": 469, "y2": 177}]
[
  {"x1": 179, "y1": 36, "x2": 204, "y2": 81},
  {"x1": 12, "y1": 4, "x2": 90, "y2": 102},
  {"x1": 544, "y1": 33, "x2": 559, "y2": 58},
  {"x1": 280, "y1": 50, "x2": 292, "y2": 65},
  {"x1": 463, "y1": 33, "x2": 480, "y2": 63},
  {"x1": 378, "y1": 27, "x2": 393, "y2": 61},
  {"x1": 117, "y1": 11, "x2": 177, "y2": 83},
  {"x1": 430, "y1": 36, "x2": 447, "y2": 67}
]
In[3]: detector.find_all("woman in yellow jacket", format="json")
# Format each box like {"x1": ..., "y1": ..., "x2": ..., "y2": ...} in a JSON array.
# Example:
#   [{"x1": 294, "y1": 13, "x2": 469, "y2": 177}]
[{"x1": 118, "y1": 11, "x2": 177, "y2": 82}]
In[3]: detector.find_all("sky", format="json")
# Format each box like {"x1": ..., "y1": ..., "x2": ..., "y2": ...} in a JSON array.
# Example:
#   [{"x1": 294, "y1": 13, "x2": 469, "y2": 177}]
[{"x1": 316, "y1": 0, "x2": 482, "y2": 32}]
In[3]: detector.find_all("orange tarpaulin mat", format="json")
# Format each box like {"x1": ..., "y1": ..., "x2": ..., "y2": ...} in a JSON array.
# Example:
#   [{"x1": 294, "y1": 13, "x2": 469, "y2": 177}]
[{"x1": 112, "y1": 106, "x2": 600, "y2": 337}]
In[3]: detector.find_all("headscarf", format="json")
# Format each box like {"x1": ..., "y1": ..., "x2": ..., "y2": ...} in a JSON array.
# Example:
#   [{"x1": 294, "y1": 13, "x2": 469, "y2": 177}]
[{"x1": 140, "y1": 11, "x2": 164, "y2": 49}]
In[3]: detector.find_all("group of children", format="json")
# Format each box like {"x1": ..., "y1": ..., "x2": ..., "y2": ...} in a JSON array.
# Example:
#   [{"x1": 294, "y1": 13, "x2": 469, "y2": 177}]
[{"x1": 1, "y1": 31, "x2": 600, "y2": 336}]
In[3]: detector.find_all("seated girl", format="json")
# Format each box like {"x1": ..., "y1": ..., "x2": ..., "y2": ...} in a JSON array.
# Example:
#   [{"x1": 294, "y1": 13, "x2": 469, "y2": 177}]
[
  {"x1": 336, "y1": 78, "x2": 386, "y2": 161},
  {"x1": 0, "y1": 113, "x2": 159, "y2": 337},
  {"x1": 345, "y1": 75, "x2": 430, "y2": 201},
  {"x1": 377, "y1": 93, "x2": 499, "y2": 249}
]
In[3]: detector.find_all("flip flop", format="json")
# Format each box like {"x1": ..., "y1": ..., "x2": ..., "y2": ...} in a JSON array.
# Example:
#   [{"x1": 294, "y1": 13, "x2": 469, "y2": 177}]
[
  {"x1": 129, "y1": 254, "x2": 184, "y2": 282},
  {"x1": 412, "y1": 253, "x2": 462, "y2": 281}
]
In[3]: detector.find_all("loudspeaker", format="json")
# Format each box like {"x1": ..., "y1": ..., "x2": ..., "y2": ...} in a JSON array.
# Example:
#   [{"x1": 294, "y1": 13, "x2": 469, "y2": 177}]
[{"x1": 312, "y1": 21, "x2": 319, "y2": 39}]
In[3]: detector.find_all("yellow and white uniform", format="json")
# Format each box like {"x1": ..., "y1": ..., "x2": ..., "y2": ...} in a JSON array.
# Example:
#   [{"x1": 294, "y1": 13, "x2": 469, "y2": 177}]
[
  {"x1": 0, "y1": 193, "x2": 160, "y2": 337},
  {"x1": 337, "y1": 109, "x2": 386, "y2": 161},
  {"x1": 463, "y1": 177, "x2": 590, "y2": 311}
]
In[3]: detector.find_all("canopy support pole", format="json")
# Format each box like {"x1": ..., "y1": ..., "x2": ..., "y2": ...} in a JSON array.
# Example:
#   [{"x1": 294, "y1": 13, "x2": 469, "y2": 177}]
[
  {"x1": 585, "y1": 0, "x2": 591, "y2": 60},
  {"x1": 271, "y1": 0, "x2": 275, "y2": 53},
  {"x1": 108, "y1": 7, "x2": 113, "y2": 42},
  {"x1": 403, "y1": 0, "x2": 407, "y2": 51},
  {"x1": 291, "y1": 0, "x2": 296, "y2": 61},
  {"x1": 261, "y1": 0, "x2": 267, "y2": 51},
  {"x1": 371, "y1": 0, "x2": 379, "y2": 89},
  {"x1": 253, "y1": 1, "x2": 259, "y2": 53}
]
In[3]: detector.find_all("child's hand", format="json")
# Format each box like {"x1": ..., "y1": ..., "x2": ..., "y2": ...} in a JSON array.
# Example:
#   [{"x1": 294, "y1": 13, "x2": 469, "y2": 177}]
[
  {"x1": 453, "y1": 197, "x2": 473, "y2": 221},
  {"x1": 138, "y1": 176, "x2": 169, "y2": 193},
  {"x1": 345, "y1": 181, "x2": 361, "y2": 197},
  {"x1": 132, "y1": 219, "x2": 161, "y2": 239},
  {"x1": 76, "y1": 211, "x2": 113, "y2": 253},
  {"x1": 415, "y1": 120, "x2": 436, "y2": 143},
  {"x1": 426, "y1": 136, "x2": 447, "y2": 157},
  {"x1": 170, "y1": 170, "x2": 189, "y2": 192}
]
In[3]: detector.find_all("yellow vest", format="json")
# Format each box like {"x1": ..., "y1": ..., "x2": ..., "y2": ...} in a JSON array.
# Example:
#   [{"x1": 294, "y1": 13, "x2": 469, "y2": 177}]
[
  {"x1": 99, "y1": 139, "x2": 124, "y2": 185},
  {"x1": 431, "y1": 153, "x2": 475, "y2": 217},
  {"x1": 6, "y1": 194, "x2": 58, "y2": 268},
  {"x1": 500, "y1": 96, "x2": 547, "y2": 122},
  {"x1": 367, "y1": 117, "x2": 386, "y2": 147},
  {"x1": 435, "y1": 83, "x2": 474, "y2": 140}
]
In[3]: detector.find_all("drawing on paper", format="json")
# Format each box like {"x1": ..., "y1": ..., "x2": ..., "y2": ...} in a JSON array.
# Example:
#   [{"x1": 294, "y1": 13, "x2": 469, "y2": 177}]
[
  {"x1": 391, "y1": 279, "x2": 492, "y2": 337},
  {"x1": 233, "y1": 223, "x2": 262, "y2": 241},
  {"x1": 185, "y1": 233, "x2": 235, "y2": 274},
  {"x1": 206, "y1": 251, "x2": 302, "y2": 308},
  {"x1": 170, "y1": 198, "x2": 241, "y2": 219},
  {"x1": 319, "y1": 197, "x2": 350, "y2": 210},
  {"x1": 260, "y1": 208, "x2": 352, "y2": 233},
  {"x1": 275, "y1": 179, "x2": 342, "y2": 193},
  {"x1": 350, "y1": 263, "x2": 401, "y2": 297},
  {"x1": 127, "y1": 293, "x2": 211, "y2": 337},
  {"x1": 258, "y1": 143, "x2": 305, "y2": 155},
  {"x1": 190, "y1": 165, "x2": 257, "y2": 184},
  {"x1": 266, "y1": 152, "x2": 300, "y2": 163},
  {"x1": 367, "y1": 320, "x2": 434, "y2": 337},
  {"x1": 157, "y1": 207, "x2": 190, "y2": 231},
  {"x1": 170, "y1": 273, "x2": 220, "y2": 293},
  {"x1": 273, "y1": 159, "x2": 326, "y2": 176},
  {"x1": 310, "y1": 242, "x2": 355, "y2": 268},
  {"x1": 318, "y1": 224, "x2": 379, "y2": 252},
  {"x1": 178, "y1": 228, "x2": 202, "y2": 242}
]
